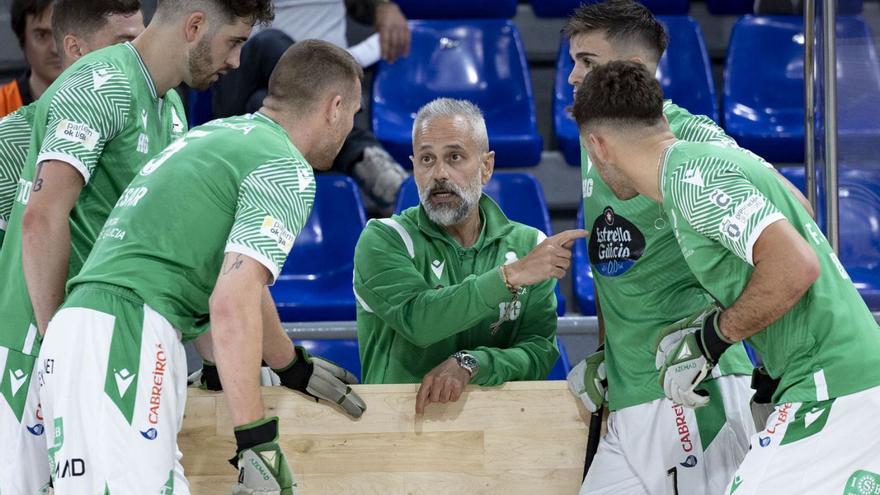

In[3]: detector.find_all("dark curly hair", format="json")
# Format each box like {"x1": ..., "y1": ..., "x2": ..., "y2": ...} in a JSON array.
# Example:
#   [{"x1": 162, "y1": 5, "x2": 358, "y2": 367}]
[
  {"x1": 10, "y1": 0, "x2": 54, "y2": 48},
  {"x1": 563, "y1": 0, "x2": 668, "y2": 63},
  {"x1": 51, "y1": 0, "x2": 141, "y2": 46},
  {"x1": 572, "y1": 60, "x2": 664, "y2": 131}
]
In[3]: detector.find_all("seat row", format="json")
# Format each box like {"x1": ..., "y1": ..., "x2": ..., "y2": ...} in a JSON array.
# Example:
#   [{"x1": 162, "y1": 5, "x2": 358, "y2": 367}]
[
  {"x1": 271, "y1": 173, "x2": 880, "y2": 325},
  {"x1": 390, "y1": 0, "x2": 869, "y2": 18},
  {"x1": 372, "y1": 14, "x2": 880, "y2": 168}
]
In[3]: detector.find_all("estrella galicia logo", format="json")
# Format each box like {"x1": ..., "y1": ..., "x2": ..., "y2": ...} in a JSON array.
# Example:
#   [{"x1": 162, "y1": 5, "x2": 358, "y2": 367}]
[
  {"x1": 588, "y1": 207, "x2": 646, "y2": 276},
  {"x1": 759, "y1": 436, "x2": 771, "y2": 447},
  {"x1": 680, "y1": 455, "x2": 698, "y2": 468},
  {"x1": 140, "y1": 427, "x2": 158, "y2": 440},
  {"x1": 27, "y1": 423, "x2": 44, "y2": 436}
]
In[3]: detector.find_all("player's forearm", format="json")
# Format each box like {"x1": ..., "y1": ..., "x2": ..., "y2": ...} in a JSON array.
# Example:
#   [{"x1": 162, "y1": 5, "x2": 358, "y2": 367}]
[
  {"x1": 211, "y1": 291, "x2": 265, "y2": 427},
  {"x1": 21, "y1": 210, "x2": 71, "y2": 335},
  {"x1": 719, "y1": 229, "x2": 819, "y2": 341},
  {"x1": 260, "y1": 287, "x2": 295, "y2": 369}
]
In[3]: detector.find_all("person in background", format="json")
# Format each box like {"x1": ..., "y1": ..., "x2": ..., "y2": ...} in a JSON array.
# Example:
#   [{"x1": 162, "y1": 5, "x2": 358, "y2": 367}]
[
  {"x1": 0, "y1": 0, "x2": 61, "y2": 116},
  {"x1": 354, "y1": 97, "x2": 586, "y2": 414},
  {"x1": 212, "y1": 0, "x2": 411, "y2": 211}
]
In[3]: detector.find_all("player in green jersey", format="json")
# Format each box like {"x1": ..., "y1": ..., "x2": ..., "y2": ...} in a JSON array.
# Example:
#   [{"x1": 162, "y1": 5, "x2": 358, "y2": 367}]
[
  {"x1": 560, "y1": 3, "x2": 786, "y2": 493},
  {"x1": 0, "y1": 2, "x2": 145, "y2": 493},
  {"x1": 39, "y1": 40, "x2": 364, "y2": 495},
  {"x1": 0, "y1": 0, "x2": 143, "y2": 249},
  {"x1": 574, "y1": 59, "x2": 880, "y2": 495},
  {"x1": 354, "y1": 98, "x2": 587, "y2": 414}
]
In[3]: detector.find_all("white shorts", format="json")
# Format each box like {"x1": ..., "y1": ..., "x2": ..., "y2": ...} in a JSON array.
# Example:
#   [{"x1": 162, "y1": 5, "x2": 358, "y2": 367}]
[
  {"x1": 581, "y1": 375, "x2": 755, "y2": 495},
  {"x1": 37, "y1": 285, "x2": 191, "y2": 494},
  {"x1": 0, "y1": 343, "x2": 50, "y2": 494},
  {"x1": 725, "y1": 384, "x2": 880, "y2": 494}
]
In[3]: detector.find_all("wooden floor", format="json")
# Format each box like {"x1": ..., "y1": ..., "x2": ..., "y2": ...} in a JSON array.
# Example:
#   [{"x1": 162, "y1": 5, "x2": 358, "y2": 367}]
[{"x1": 180, "y1": 381, "x2": 590, "y2": 494}]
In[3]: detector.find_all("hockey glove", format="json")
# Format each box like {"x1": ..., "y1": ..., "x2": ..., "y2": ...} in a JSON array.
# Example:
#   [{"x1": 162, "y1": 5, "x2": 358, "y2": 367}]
[
  {"x1": 654, "y1": 306, "x2": 733, "y2": 408},
  {"x1": 272, "y1": 346, "x2": 366, "y2": 419},
  {"x1": 567, "y1": 345, "x2": 607, "y2": 413},
  {"x1": 230, "y1": 417, "x2": 296, "y2": 495}
]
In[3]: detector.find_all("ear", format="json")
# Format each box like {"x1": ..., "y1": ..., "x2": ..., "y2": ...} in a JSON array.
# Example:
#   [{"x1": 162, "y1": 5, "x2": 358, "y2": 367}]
[
  {"x1": 326, "y1": 94, "x2": 343, "y2": 123},
  {"x1": 63, "y1": 34, "x2": 83, "y2": 61},
  {"x1": 184, "y1": 11, "x2": 207, "y2": 43},
  {"x1": 481, "y1": 150, "x2": 495, "y2": 185},
  {"x1": 588, "y1": 133, "x2": 612, "y2": 164}
]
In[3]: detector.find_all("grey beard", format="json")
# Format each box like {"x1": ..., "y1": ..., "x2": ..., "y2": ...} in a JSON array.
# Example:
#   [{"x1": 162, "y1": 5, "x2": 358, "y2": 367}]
[{"x1": 419, "y1": 181, "x2": 481, "y2": 227}]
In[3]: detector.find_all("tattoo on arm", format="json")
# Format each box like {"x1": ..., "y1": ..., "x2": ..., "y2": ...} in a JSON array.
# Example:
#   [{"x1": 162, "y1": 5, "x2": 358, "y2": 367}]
[
  {"x1": 222, "y1": 254, "x2": 244, "y2": 275},
  {"x1": 33, "y1": 163, "x2": 45, "y2": 192}
]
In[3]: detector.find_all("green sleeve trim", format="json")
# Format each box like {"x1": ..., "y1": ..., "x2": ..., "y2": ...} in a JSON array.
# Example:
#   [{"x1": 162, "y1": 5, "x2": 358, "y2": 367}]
[
  {"x1": 234, "y1": 415, "x2": 278, "y2": 432},
  {"x1": 475, "y1": 266, "x2": 511, "y2": 309},
  {"x1": 467, "y1": 349, "x2": 492, "y2": 385}
]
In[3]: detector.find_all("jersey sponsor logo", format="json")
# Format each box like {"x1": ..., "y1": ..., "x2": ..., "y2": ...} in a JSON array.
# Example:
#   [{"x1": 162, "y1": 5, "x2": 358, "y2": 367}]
[
  {"x1": 709, "y1": 189, "x2": 732, "y2": 209},
  {"x1": 430, "y1": 259, "x2": 445, "y2": 280},
  {"x1": 55, "y1": 120, "x2": 100, "y2": 151},
  {"x1": 147, "y1": 344, "x2": 166, "y2": 426},
  {"x1": 141, "y1": 427, "x2": 159, "y2": 440},
  {"x1": 260, "y1": 216, "x2": 295, "y2": 255},
  {"x1": 9, "y1": 368, "x2": 28, "y2": 396},
  {"x1": 54, "y1": 458, "x2": 86, "y2": 479},
  {"x1": 588, "y1": 207, "x2": 645, "y2": 277},
  {"x1": 719, "y1": 216, "x2": 745, "y2": 241},
  {"x1": 805, "y1": 222, "x2": 822, "y2": 245},
  {"x1": 732, "y1": 194, "x2": 765, "y2": 224},
  {"x1": 114, "y1": 368, "x2": 136, "y2": 397},
  {"x1": 679, "y1": 454, "x2": 698, "y2": 468},
  {"x1": 27, "y1": 402, "x2": 44, "y2": 435},
  {"x1": 845, "y1": 470, "x2": 880, "y2": 495},
  {"x1": 828, "y1": 252, "x2": 851, "y2": 280},
  {"x1": 681, "y1": 169, "x2": 705, "y2": 188},
  {"x1": 671, "y1": 404, "x2": 694, "y2": 452},
  {"x1": 765, "y1": 402, "x2": 792, "y2": 434},
  {"x1": 758, "y1": 436, "x2": 771, "y2": 447},
  {"x1": 92, "y1": 68, "x2": 112, "y2": 90}
]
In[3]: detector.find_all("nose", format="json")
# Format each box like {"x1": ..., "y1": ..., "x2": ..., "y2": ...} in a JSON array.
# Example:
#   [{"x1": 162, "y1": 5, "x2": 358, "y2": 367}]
[
  {"x1": 568, "y1": 65, "x2": 581, "y2": 88},
  {"x1": 226, "y1": 45, "x2": 243, "y2": 70}
]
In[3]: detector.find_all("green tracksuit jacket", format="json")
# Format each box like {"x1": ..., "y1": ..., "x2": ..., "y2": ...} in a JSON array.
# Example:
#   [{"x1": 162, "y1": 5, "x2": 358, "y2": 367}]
[{"x1": 353, "y1": 194, "x2": 559, "y2": 385}]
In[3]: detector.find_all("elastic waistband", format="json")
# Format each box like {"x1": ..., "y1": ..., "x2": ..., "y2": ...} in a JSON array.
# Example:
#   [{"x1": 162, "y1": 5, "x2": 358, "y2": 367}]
[{"x1": 70, "y1": 282, "x2": 144, "y2": 305}]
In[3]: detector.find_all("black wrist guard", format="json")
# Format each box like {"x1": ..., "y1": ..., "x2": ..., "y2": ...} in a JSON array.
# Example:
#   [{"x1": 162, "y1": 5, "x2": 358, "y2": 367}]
[
  {"x1": 229, "y1": 417, "x2": 278, "y2": 467},
  {"x1": 698, "y1": 309, "x2": 734, "y2": 364},
  {"x1": 273, "y1": 346, "x2": 317, "y2": 399}
]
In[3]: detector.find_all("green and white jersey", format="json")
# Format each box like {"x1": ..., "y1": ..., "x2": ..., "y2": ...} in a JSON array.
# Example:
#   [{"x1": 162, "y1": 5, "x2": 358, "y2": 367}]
[
  {"x1": 69, "y1": 113, "x2": 316, "y2": 341},
  {"x1": 660, "y1": 140, "x2": 880, "y2": 403},
  {"x1": 582, "y1": 101, "x2": 753, "y2": 411},
  {"x1": 0, "y1": 104, "x2": 34, "y2": 246},
  {"x1": 0, "y1": 42, "x2": 187, "y2": 356}
]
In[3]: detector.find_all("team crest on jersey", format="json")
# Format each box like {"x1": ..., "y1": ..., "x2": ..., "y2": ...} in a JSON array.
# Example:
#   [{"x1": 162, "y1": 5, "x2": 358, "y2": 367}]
[
  {"x1": 55, "y1": 120, "x2": 100, "y2": 151},
  {"x1": 260, "y1": 216, "x2": 295, "y2": 254}
]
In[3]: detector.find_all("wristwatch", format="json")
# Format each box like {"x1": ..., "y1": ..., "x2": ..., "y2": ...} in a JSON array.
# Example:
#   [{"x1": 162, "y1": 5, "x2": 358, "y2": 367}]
[{"x1": 451, "y1": 351, "x2": 479, "y2": 379}]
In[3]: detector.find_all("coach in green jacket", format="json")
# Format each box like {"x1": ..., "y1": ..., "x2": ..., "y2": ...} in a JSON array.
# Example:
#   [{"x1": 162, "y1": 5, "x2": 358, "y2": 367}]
[{"x1": 354, "y1": 98, "x2": 587, "y2": 413}]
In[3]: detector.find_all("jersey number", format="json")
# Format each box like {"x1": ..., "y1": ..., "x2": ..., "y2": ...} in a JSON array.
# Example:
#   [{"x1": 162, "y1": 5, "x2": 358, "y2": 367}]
[{"x1": 139, "y1": 138, "x2": 188, "y2": 176}]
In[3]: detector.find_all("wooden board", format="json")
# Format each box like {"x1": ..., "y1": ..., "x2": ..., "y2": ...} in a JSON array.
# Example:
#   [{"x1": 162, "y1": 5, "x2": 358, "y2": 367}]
[{"x1": 180, "y1": 381, "x2": 591, "y2": 494}]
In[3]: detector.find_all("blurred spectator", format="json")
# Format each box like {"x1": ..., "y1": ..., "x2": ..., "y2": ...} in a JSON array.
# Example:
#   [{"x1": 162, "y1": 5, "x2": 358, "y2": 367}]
[
  {"x1": 0, "y1": 0, "x2": 61, "y2": 116},
  {"x1": 214, "y1": 1, "x2": 411, "y2": 210}
]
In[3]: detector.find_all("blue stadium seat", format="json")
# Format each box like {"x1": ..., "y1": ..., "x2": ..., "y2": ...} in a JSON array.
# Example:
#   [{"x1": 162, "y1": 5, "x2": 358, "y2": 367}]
[
  {"x1": 394, "y1": 173, "x2": 567, "y2": 315},
  {"x1": 572, "y1": 204, "x2": 597, "y2": 315},
  {"x1": 778, "y1": 166, "x2": 880, "y2": 309},
  {"x1": 297, "y1": 339, "x2": 362, "y2": 381},
  {"x1": 546, "y1": 338, "x2": 573, "y2": 380},
  {"x1": 395, "y1": 0, "x2": 516, "y2": 18},
  {"x1": 555, "y1": 16, "x2": 717, "y2": 165},
  {"x1": 531, "y1": 0, "x2": 688, "y2": 17},
  {"x1": 372, "y1": 20, "x2": 542, "y2": 168},
  {"x1": 724, "y1": 16, "x2": 880, "y2": 164},
  {"x1": 270, "y1": 175, "x2": 366, "y2": 321}
]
